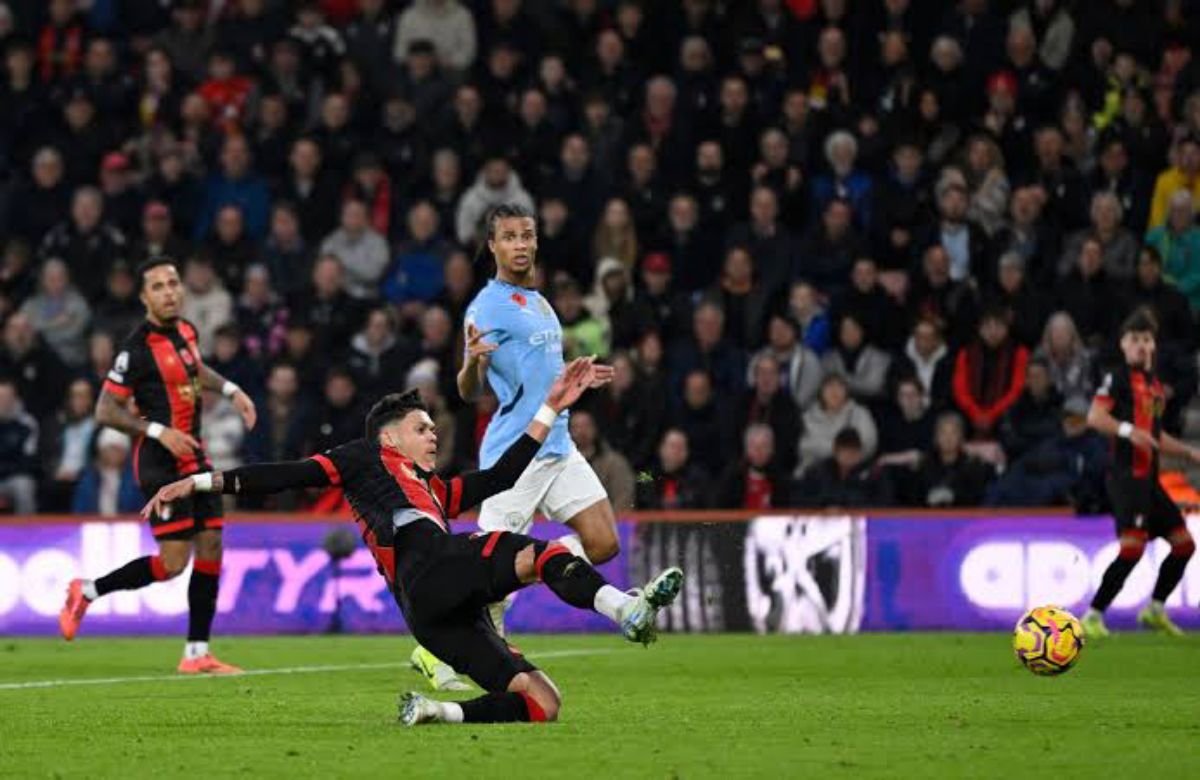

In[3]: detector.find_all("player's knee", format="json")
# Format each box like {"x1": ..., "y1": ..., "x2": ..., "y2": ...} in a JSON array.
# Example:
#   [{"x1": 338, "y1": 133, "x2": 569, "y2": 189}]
[
  {"x1": 1118, "y1": 538, "x2": 1146, "y2": 561},
  {"x1": 158, "y1": 552, "x2": 190, "y2": 578},
  {"x1": 1170, "y1": 530, "x2": 1195, "y2": 559},
  {"x1": 532, "y1": 686, "x2": 561, "y2": 722},
  {"x1": 583, "y1": 533, "x2": 619, "y2": 564}
]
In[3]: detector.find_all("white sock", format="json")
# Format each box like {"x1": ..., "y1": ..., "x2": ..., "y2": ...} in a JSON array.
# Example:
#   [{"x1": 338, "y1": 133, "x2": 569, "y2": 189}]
[
  {"x1": 594, "y1": 585, "x2": 634, "y2": 624},
  {"x1": 555, "y1": 534, "x2": 589, "y2": 563},
  {"x1": 82, "y1": 581, "x2": 99, "y2": 601},
  {"x1": 1085, "y1": 608, "x2": 1102, "y2": 619},
  {"x1": 184, "y1": 641, "x2": 209, "y2": 660},
  {"x1": 439, "y1": 702, "x2": 464, "y2": 723}
]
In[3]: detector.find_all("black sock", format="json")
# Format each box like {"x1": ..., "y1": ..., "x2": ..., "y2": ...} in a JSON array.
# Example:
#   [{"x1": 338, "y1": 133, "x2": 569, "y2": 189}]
[
  {"x1": 539, "y1": 547, "x2": 606, "y2": 610},
  {"x1": 187, "y1": 562, "x2": 220, "y2": 642},
  {"x1": 1152, "y1": 552, "x2": 1193, "y2": 602},
  {"x1": 1091, "y1": 555, "x2": 1139, "y2": 612},
  {"x1": 94, "y1": 556, "x2": 161, "y2": 596},
  {"x1": 459, "y1": 692, "x2": 541, "y2": 723}
]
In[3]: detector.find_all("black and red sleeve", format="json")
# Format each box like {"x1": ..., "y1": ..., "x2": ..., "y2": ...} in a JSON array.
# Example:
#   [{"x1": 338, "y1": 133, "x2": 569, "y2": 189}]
[
  {"x1": 101, "y1": 336, "x2": 147, "y2": 401},
  {"x1": 1093, "y1": 368, "x2": 1128, "y2": 414}
]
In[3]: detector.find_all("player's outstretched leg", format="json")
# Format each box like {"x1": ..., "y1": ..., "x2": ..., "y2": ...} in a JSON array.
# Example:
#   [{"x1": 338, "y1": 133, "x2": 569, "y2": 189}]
[
  {"x1": 1083, "y1": 530, "x2": 1147, "y2": 638},
  {"x1": 526, "y1": 541, "x2": 683, "y2": 646},
  {"x1": 60, "y1": 550, "x2": 186, "y2": 640},
  {"x1": 1138, "y1": 526, "x2": 1194, "y2": 636},
  {"x1": 401, "y1": 671, "x2": 560, "y2": 726}
]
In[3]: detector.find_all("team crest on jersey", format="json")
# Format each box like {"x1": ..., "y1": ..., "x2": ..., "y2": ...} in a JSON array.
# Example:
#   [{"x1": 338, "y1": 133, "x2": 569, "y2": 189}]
[{"x1": 511, "y1": 292, "x2": 527, "y2": 307}]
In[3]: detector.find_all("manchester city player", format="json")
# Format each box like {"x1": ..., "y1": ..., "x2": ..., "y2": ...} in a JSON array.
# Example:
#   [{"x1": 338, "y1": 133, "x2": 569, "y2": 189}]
[{"x1": 410, "y1": 203, "x2": 620, "y2": 691}]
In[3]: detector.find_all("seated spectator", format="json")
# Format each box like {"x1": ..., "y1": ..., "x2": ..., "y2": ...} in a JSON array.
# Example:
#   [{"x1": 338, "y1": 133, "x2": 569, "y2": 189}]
[
  {"x1": 91, "y1": 261, "x2": 143, "y2": 340},
  {"x1": 751, "y1": 313, "x2": 823, "y2": 411},
  {"x1": 832, "y1": 257, "x2": 906, "y2": 351},
  {"x1": 207, "y1": 323, "x2": 265, "y2": 400},
  {"x1": 915, "y1": 412, "x2": 994, "y2": 508},
  {"x1": 290, "y1": 253, "x2": 368, "y2": 360},
  {"x1": 346, "y1": 307, "x2": 418, "y2": 406},
  {"x1": 19, "y1": 258, "x2": 91, "y2": 369},
  {"x1": 432, "y1": 249, "x2": 478, "y2": 327},
  {"x1": 878, "y1": 376, "x2": 935, "y2": 461},
  {"x1": 986, "y1": 397, "x2": 1107, "y2": 511},
  {"x1": 1147, "y1": 133, "x2": 1200, "y2": 229},
  {"x1": 668, "y1": 370, "x2": 725, "y2": 478},
  {"x1": 1145, "y1": 189, "x2": 1200, "y2": 316},
  {"x1": 200, "y1": 388, "x2": 245, "y2": 473},
  {"x1": 1057, "y1": 192, "x2": 1139, "y2": 282},
  {"x1": 636, "y1": 428, "x2": 710, "y2": 510},
  {"x1": 70, "y1": 428, "x2": 141, "y2": 516},
  {"x1": 569, "y1": 409, "x2": 635, "y2": 512},
  {"x1": 667, "y1": 300, "x2": 747, "y2": 403},
  {"x1": 707, "y1": 245, "x2": 771, "y2": 351},
  {"x1": 821, "y1": 312, "x2": 891, "y2": 406},
  {"x1": 798, "y1": 373, "x2": 878, "y2": 476},
  {"x1": 276, "y1": 137, "x2": 341, "y2": 245},
  {"x1": 810, "y1": 130, "x2": 874, "y2": 231},
  {"x1": 38, "y1": 186, "x2": 127, "y2": 301},
  {"x1": 0, "y1": 312, "x2": 71, "y2": 422},
  {"x1": 242, "y1": 362, "x2": 312, "y2": 478},
  {"x1": 260, "y1": 202, "x2": 312, "y2": 300},
  {"x1": 953, "y1": 305, "x2": 1029, "y2": 440},
  {"x1": 236, "y1": 264, "x2": 289, "y2": 361},
  {"x1": 383, "y1": 201, "x2": 450, "y2": 309},
  {"x1": 872, "y1": 138, "x2": 934, "y2": 272},
  {"x1": 916, "y1": 173, "x2": 992, "y2": 285},
  {"x1": 659, "y1": 190, "x2": 717, "y2": 294},
  {"x1": 0, "y1": 378, "x2": 38, "y2": 514},
  {"x1": 180, "y1": 254, "x2": 235, "y2": 358},
  {"x1": 961, "y1": 134, "x2": 1010, "y2": 237},
  {"x1": 6, "y1": 147, "x2": 71, "y2": 245},
  {"x1": 986, "y1": 252, "x2": 1052, "y2": 348},
  {"x1": 627, "y1": 252, "x2": 693, "y2": 348},
  {"x1": 725, "y1": 354, "x2": 801, "y2": 475},
  {"x1": 40, "y1": 378, "x2": 96, "y2": 512},
  {"x1": 130, "y1": 201, "x2": 192, "y2": 270},
  {"x1": 787, "y1": 281, "x2": 832, "y2": 355},
  {"x1": 456, "y1": 155, "x2": 535, "y2": 247},
  {"x1": 797, "y1": 428, "x2": 892, "y2": 509},
  {"x1": 195, "y1": 134, "x2": 271, "y2": 241},
  {"x1": 585, "y1": 257, "x2": 637, "y2": 351},
  {"x1": 991, "y1": 184, "x2": 1060, "y2": 286},
  {"x1": 890, "y1": 316, "x2": 953, "y2": 411},
  {"x1": 308, "y1": 367, "x2": 365, "y2": 454},
  {"x1": 205, "y1": 204, "x2": 261, "y2": 292},
  {"x1": 714, "y1": 424, "x2": 791, "y2": 510},
  {"x1": 1032, "y1": 312, "x2": 1096, "y2": 402},
  {"x1": 319, "y1": 199, "x2": 390, "y2": 301},
  {"x1": 997, "y1": 357, "x2": 1064, "y2": 462},
  {"x1": 585, "y1": 351, "x2": 660, "y2": 472},
  {"x1": 1120, "y1": 246, "x2": 1194, "y2": 349},
  {"x1": 591, "y1": 197, "x2": 639, "y2": 270},
  {"x1": 0, "y1": 242, "x2": 37, "y2": 319},
  {"x1": 1057, "y1": 236, "x2": 1122, "y2": 348},
  {"x1": 555, "y1": 277, "x2": 610, "y2": 360},
  {"x1": 795, "y1": 198, "x2": 866, "y2": 299},
  {"x1": 414, "y1": 305, "x2": 460, "y2": 403},
  {"x1": 907, "y1": 244, "x2": 979, "y2": 349}
]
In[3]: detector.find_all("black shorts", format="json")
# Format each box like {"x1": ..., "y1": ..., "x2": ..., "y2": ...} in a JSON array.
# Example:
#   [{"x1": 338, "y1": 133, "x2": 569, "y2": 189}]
[
  {"x1": 1106, "y1": 475, "x2": 1185, "y2": 539},
  {"x1": 134, "y1": 438, "x2": 222, "y2": 541},
  {"x1": 400, "y1": 530, "x2": 538, "y2": 692}
]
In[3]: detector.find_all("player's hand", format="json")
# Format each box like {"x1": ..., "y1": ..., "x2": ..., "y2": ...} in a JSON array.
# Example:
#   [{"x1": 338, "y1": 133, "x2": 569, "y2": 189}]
[
  {"x1": 158, "y1": 427, "x2": 200, "y2": 459},
  {"x1": 465, "y1": 323, "x2": 498, "y2": 366},
  {"x1": 141, "y1": 476, "x2": 196, "y2": 520},
  {"x1": 588, "y1": 361, "x2": 615, "y2": 389},
  {"x1": 232, "y1": 389, "x2": 257, "y2": 430},
  {"x1": 1129, "y1": 428, "x2": 1158, "y2": 453},
  {"x1": 547, "y1": 356, "x2": 595, "y2": 412}
]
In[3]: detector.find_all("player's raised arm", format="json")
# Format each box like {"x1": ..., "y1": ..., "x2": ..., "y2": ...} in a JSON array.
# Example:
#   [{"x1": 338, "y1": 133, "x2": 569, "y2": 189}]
[
  {"x1": 450, "y1": 357, "x2": 595, "y2": 511},
  {"x1": 457, "y1": 322, "x2": 497, "y2": 401},
  {"x1": 140, "y1": 457, "x2": 333, "y2": 519}
]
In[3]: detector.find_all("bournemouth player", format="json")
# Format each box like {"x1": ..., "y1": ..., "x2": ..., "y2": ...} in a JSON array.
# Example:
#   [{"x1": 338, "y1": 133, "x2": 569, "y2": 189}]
[
  {"x1": 59, "y1": 258, "x2": 258, "y2": 673},
  {"x1": 140, "y1": 359, "x2": 684, "y2": 725},
  {"x1": 1082, "y1": 309, "x2": 1199, "y2": 638},
  {"x1": 411, "y1": 203, "x2": 620, "y2": 690}
]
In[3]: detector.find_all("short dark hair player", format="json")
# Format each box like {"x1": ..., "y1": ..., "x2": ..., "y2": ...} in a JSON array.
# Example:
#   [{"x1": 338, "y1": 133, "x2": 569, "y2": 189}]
[{"x1": 1082, "y1": 308, "x2": 1199, "y2": 638}]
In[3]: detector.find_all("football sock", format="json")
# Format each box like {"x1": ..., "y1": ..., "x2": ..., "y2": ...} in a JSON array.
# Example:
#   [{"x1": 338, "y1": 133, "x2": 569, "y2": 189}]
[
  {"x1": 94, "y1": 555, "x2": 169, "y2": 596},
  {"x1": 1090, "y1": 555, "x2": 1138, "y2": 612},
  {"x1": 554, "y1": 534, "x2": 590, "y2": 563},
  {"x1": 1152, "y1": 552, "x2": 1193, "y2": 603},
  {"x1": 594, "y1": 585, "x2": 634, "y2": 624},
  {"x1": 536, "y1": 544, "x2": 606, "y2": 610},
  {"x1": 81, "y1": 581, "x2": 99, "y2": 601},
  {"x1": 458, "y1": 692, "x2": 545, "y2": 723},
  {"x1": 187, "y1": 559, "x2": 221, "y2": 642},
  {"x1": 184, "y1": 641, "x2": 209, "y2": 660}
]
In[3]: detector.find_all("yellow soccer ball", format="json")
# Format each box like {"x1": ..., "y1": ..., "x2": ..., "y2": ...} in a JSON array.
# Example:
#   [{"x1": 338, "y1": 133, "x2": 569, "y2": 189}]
[{"x1": 1013, "y1": 605, "x2": 1085, "y2": 676}]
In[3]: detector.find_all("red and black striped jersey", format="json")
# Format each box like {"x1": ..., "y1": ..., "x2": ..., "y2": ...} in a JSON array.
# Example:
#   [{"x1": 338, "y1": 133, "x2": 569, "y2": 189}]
[
  {"x1": 102, "y1": 318, "x2": 208, "y2": 475},
  {"x1": 1093, "y1": 365, "x2": 1165, "y2": 479}
]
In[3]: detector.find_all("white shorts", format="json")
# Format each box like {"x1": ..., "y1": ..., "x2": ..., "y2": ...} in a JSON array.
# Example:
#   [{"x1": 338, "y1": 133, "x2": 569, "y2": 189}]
[{"x1": 477, "y1": 448, "x2": 609, "y2": 535}]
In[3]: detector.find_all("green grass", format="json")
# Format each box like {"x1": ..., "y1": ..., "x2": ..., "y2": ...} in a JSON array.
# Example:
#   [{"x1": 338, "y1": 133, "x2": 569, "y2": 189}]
[{"x1": 1, "y1": 633, "x2": 1198, "y2": 778}]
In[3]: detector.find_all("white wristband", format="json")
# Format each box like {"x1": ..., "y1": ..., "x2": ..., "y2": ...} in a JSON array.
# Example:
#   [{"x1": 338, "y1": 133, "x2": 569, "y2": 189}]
[
  {"x1": 221, "y1": 381, "x2": 240, "y2": 398},
  {"x1": 146, "y1": 422, "x2": 165, "y2": 440},
  {"x1": 534, "y1": 404, "x2": 558, "y2": 427},
  {"x1": 1117, "y1": 422, "x2": 1133, "y2": 439},
  {"x1": 191, "y1": 473, "x2": 215, "y2": 492}
]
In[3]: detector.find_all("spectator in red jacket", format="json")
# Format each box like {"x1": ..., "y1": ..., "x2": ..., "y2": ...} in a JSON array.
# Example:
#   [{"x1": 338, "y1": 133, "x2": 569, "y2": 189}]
[
  {"x1": 952, "y1": 305, "x2": 1028, "y2": 439},
  {"x1": 198, "y1": 49, "x2": 254, "y2": 133}
]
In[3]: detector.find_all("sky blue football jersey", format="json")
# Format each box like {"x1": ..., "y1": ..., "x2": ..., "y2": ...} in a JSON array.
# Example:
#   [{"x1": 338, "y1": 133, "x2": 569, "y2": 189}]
[{"x1": 464, "y1": 279, "x2": 571, "y2": 468}]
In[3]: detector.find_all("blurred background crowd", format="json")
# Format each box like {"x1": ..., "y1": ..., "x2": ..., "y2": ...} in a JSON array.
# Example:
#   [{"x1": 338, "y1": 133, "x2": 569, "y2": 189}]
[{"x1": 1, "y1": 0, "x2": 1199, "y2": 515}]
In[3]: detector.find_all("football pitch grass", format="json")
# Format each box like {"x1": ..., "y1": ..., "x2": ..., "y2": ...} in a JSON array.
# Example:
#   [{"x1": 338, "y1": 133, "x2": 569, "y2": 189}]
[{"x1": 1, "y1": 633, "x2": 1197, "y2": 778}]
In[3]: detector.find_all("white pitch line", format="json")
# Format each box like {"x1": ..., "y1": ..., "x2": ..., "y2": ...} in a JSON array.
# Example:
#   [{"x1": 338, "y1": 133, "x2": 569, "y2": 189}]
[{"x1": 0, "y1": 648, "x2": 612, "y2": 692}]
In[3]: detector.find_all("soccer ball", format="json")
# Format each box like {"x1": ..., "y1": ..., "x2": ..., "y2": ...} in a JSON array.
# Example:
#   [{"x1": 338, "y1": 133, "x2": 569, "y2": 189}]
[{"x1": 1012, "y1": 605, "x2": 1084, "y2": 676}]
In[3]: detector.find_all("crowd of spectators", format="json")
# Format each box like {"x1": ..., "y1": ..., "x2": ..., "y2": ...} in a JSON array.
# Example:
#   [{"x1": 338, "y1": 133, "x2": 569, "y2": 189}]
[{"x1": 1, "y1": 0, "x2": 1199, "y2": 515}]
